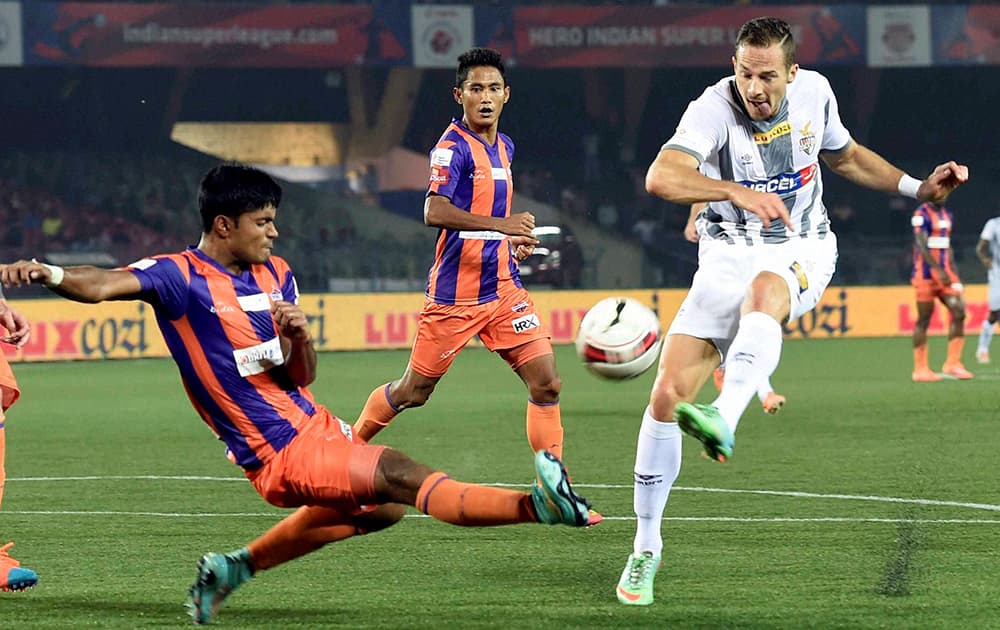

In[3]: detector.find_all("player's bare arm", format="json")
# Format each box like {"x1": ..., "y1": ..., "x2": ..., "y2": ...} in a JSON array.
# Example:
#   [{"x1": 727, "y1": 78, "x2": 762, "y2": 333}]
[
  {"x1": 0, "y1": 260, "x2": 141, "y2": 303},
  {"x1": 684, "y1": 203, "x2": 706, "y2": 243},
  {"x1": 977, "y1": 239, "x2": 992, "y2": 271},
  {"x1": 271, "y1": 300, "x2": 316, "y2": 387},
  {"x1": 646, "y1": 148, "x2": 792, "y2": 229},
  {"x1": 822, "y1": 142, "x2": 969, "y2": 202},
  {"x1": 0, "y1": 298, "x2": 30, "y2": 347},
  {"x1": 424, "y1": 193, "x2": 538, "y2": 238}
]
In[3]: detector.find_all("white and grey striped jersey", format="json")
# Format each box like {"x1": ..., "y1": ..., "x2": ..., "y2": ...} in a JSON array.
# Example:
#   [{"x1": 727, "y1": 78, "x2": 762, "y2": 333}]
[
  {"x1": 663, "y1": 69, "x2": 852, "y2": 245},
  {"x1": 979, "y1": 217, "x2": 1000, "y2": 279}
]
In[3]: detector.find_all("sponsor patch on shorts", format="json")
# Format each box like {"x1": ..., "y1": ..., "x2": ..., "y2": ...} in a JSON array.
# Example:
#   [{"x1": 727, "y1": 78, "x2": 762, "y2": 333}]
[{"x1": 512, "y1": 313, "x2": 540, "y2": 333}]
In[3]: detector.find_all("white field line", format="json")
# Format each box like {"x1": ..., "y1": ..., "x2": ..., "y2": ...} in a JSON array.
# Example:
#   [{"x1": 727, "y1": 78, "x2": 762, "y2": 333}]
[
  {"x1": 6, "y1": 476, "x2": 1000, "y2": 520},
  {"x1": 3, "y1": 510, "x2": 1000, "y2": 524}
]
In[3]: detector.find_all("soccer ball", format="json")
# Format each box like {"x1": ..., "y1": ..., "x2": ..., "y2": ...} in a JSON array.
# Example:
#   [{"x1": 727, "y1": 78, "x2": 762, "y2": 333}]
[{"x1": 575, "y1": 297, "x2": 662, "y2": 380}]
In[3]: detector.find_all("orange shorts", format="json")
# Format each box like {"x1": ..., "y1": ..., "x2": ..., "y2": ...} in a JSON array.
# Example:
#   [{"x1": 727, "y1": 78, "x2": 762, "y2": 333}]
[
  {"x1": 246, "y1": 407, "x2": 385, "y2": 512},
  {"x1": 410, "y1": 285, "x2": 552, "y2": 378},
  {"x1": 0, "y1": 352, "x2": 20, "y2": 414},
  {"x1": 912, "y1": 272, "x2": 961, "y2": 303}
]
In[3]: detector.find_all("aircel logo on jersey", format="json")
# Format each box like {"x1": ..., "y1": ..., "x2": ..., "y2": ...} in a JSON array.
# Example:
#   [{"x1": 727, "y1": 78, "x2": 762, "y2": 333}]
[
  {"x1": 233, "y1": 337, "x2": 284, "y2": 377},
  {"x1": 459, "y1": 230, "x2": 506, "y2": 240},
  {"x1": 512, "y1": 313, "x2": 540, "y2": 333},
  {"x1": 738, "y1": 163, "x2": 817, "y2": 194}
]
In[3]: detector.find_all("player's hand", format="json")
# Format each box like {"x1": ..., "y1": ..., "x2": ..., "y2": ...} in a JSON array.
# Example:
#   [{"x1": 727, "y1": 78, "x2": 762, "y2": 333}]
[
  {"x1": 509, "y1": 234, "x2": 538, "y2": 261},
  {"x1": 918, "y1": 161, "x2": 969, "y2": 203},
  {"x1": 0, "y1": 299, "x2": 30, "y2": 348},
  {"x1": 683, "y1": 220, "x2": 700, "y2": 243},
  {"x1": 271, "y1": 300, "x2": 311, "y2": 344},
  {"x1": 502, "y1": 212, "x2": 536, "y2": 237},
  {"x1": 728, "y1": 188, "x2": 794, "y2": 231},
  {"x1": 0, "y1": 259, "x2": 52, "y2": 288}
]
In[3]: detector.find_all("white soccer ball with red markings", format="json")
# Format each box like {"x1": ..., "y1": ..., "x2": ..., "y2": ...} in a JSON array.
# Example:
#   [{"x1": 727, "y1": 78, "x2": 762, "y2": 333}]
[{"x1": 575, "y1": 297, "x2": 662, "y2": 380}]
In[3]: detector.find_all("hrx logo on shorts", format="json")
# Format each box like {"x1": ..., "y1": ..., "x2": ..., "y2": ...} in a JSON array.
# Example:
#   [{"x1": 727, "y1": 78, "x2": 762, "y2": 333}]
[{"x1": 512, "y1": 314, "x2": 540, "y2": 333}]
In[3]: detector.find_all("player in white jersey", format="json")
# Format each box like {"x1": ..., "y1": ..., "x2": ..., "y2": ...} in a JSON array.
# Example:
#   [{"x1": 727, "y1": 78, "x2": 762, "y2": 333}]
[
  {"x1": 616, "y1": 16, "x2": 968, "y2": 607},
  {"x1": 975, "y1": 217, "x2": 1000, "y2": 363}
]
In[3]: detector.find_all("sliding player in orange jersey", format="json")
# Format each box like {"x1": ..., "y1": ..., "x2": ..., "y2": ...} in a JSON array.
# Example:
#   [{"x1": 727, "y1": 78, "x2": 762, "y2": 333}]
[
  {"x1": 0, "y1": 163, "x2": 593, "y2": 624},
  {"x1": 0, "y1": 291, "x2": 37, "y2": 592},
  {"x1": 351, "y1": 48, "x2": 601, "y2": 524},
  {"x1": 910, "y1": 201, "x2": 972, "y2": 381}
]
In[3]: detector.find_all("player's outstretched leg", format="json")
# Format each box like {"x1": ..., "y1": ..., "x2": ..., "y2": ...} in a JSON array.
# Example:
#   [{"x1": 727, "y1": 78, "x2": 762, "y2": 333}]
[
  {"x1": 185, "y1": 549, "x2": 254, "y2": 625},
  {"x1": 673, "y1": 402, "x2": 734, "y2": 462},
  {"x1": 616, "y1": 550, "x2": 661, "y2": 605},
  {"x1": 0, "y1": 542, "x2": 37, "y2": 592},
  {"x1": 531, "y1": 450, "x2": 592, "y2": 526}
]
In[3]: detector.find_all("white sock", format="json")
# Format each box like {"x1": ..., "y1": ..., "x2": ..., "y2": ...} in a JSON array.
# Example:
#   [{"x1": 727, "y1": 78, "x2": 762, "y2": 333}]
[
  {"x1": 978, "y1": 319, "x2": 994, "y2": 354},
  {"x1": 756, "y1": 377, "x2": 774, "y2": 402},
  {"x1": 712, "y1": 312, "x2": 783, "y2": 433},
  {"x1": 632, "y1": 406, "x2": 682, "y2": 556}
]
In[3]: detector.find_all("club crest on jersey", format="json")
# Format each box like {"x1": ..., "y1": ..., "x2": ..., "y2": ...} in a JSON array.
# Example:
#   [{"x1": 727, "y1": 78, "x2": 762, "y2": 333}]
[
  {"x1": 270, "y1": 289, "x2": 283, "y2": 302},
  {"x1": 798, "y1": 121, "x2": 816, "y2": 155}
]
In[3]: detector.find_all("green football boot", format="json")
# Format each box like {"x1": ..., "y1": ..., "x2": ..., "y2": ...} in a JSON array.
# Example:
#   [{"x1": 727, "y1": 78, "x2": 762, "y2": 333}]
[
  {"x1": 186, "y1": 548, "x2": 255, "y2": 625},
  {"x1": 673, "y1": 402, "x2": 734, "y2": 462},
  {"x1": 616, "y1": 551, "x2": 661, "y2": 605}
]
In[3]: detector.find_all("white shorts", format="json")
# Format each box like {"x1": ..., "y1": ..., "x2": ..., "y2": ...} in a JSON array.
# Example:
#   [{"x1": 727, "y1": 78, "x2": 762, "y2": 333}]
[
  {"x1": 667, "y1": 233, "x2": 838, "y2": 361},
  {"x1": 988, "y1": 270, "x2": 1000, "y2": 311}
]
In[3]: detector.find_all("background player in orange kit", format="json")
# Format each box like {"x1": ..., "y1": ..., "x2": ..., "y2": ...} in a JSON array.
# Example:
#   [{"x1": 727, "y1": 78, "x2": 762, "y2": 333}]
[
  {"x1": 0, "y1": 163, "x2": 593, "y2": 623},
  {"x1": 910, "y1": 201, "x2": 972, "y2": 381},
  {"x1": 351, "y1": 48, "x2": 599, "y2": 523},
  {"x1": 0, "y1": 290, "x2": 37, "y2": 592}
]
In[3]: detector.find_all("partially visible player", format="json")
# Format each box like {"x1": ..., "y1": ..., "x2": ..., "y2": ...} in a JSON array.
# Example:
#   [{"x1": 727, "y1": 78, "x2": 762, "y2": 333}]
[
  {"x1": 0, "y1": 290, "x2": 37, "y2": 592},
  {"x1": 689, "y1": 205, "x2": 787, "y2": 415},
  {"x1": 910, "y1": 201, "x2": 972, "y2": 381},
  {"x1": 351, "y1": 48, "x2": 600, "y2": 523},
  {"x1": 975, "y1": 216, "x2": 1000, "y2": 363},
  {"x1": 0, "y1": 163, "x2": 593, "y2": 623}
]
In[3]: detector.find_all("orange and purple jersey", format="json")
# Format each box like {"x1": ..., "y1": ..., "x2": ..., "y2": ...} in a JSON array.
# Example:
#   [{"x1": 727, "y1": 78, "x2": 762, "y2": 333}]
[
  {"x1": 911, "y1": 203, "x2": 954, "y2": 280},
  {"x1": 128, "y1": 248, "x2": 331, "y2": 471},
  {"x1": 424, "y1": 118, "x2": 523, "y2": 306}
]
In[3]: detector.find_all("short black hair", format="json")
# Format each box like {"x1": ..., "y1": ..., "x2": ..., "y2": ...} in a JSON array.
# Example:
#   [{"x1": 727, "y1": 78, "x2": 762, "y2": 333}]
[
  {"x1": 735, "y1": 17, "x2": 796, "y2": 68},
  {"x1": 198, "y1": 163, "x2": 282, "y2": 233},
  {"x1": 455, "y1": 47, "x2": 505, "y2": 89}
]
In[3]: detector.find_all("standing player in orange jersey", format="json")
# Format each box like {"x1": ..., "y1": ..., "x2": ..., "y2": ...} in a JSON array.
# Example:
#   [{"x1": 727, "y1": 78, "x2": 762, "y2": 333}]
[
  {"x1": 910, "y1": 201, "x2": 972, "y2": 382},
  {"x1": 351, "y1": 48, "x2": 601, "y2": 524},
  {"x1": 0, "y1": 291, "x2": 38, "y2": 592},
  {"x1": 0, "y1": 163, "x2": 593, "y2": 624}
]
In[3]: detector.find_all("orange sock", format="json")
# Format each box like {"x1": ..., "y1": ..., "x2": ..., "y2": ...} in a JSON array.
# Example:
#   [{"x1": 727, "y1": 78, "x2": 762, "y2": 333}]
[
  {"x1": 913, "y1": 343, "x2": 930, "y2": 371},
  {"x1": 946, "y1": 336, "x2": 965, "y2": 366},
  {"x1": 415, "y1": 472, "x2": 537, "y2": 526},
  {"x1": 352, "y1": 384, "x2": 400, "y2": 442},
  {"x1": 0, "y1": 418, "x2": 6, "y2": 508},
  {"x1": 526, "y1": 400, "x2": 563, "y2": 460},
  {"x1": 247, "y1": 506, "x2": 359, "y2": 571}
]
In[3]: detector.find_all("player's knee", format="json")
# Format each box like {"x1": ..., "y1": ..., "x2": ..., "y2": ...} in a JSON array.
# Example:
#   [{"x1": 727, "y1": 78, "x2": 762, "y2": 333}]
[
  {"x1": 356, "y1": 503, "x2": 406, "y2": 534},
  {"x1": 648, "y1": 382, "x2": 689, "y2": 420},
  {"x1": 394, "y1": 381, "x2": 435, "y2": 408},
  {"x1": 528, "y1": 375, "x2": 561, "y2": 402}
]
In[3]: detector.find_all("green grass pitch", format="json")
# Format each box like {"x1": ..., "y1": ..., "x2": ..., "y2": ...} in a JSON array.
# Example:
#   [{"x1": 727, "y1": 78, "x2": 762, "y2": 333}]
[{"x1": 1, "y1": 336, "x2": 997, "y2": 628}]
